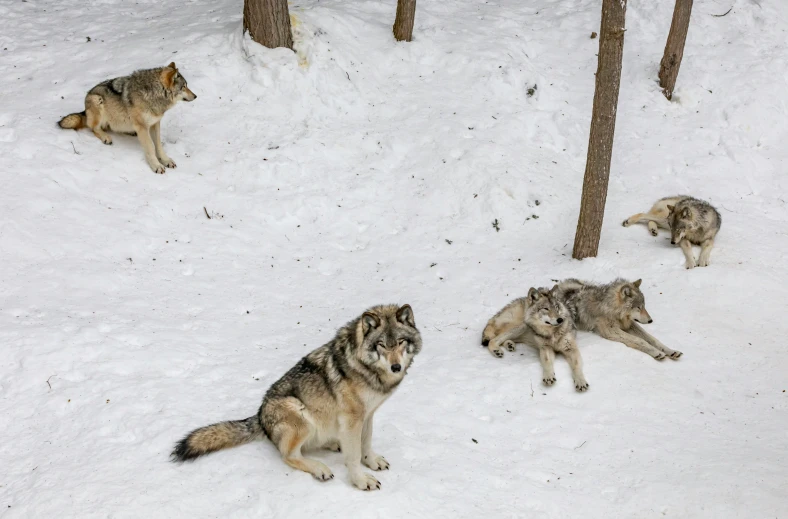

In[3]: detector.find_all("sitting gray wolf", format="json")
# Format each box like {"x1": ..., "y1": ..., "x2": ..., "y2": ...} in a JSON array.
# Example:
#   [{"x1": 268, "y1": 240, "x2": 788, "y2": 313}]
[
  {"x1": 58, "y1": 63, "x2": 196, "y2": 174},
  {"x1": 556, "y1": 278, "x2": 681, "y2": 361},
  {"x1": 482, "y1": 287, "x2": 589, "y2": 391},
  {"x1": 172, "y1": 304, "x2": 421, "y2": 491},
  {"x1": 622, "y1": 195, "x2": 721, "y2": 269}
]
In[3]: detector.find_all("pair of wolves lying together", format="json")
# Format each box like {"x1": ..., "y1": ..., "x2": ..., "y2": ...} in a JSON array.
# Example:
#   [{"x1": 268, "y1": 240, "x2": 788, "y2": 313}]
[{"x1": 481, "y1": 278, "x2": 682, "y2": 393}]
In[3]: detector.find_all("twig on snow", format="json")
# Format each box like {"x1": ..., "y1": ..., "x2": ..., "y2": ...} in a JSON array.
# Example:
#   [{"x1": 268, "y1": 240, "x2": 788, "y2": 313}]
[
  {"x1": 712, "y1": 7, "x2": 732, "y2": 17},
  {"x1": 46, "y1": 375, "x2": 55, "y2": 391},
  {"x1": 203, "y1": 207, "x2": 211, "y2": 219},
  {"x1": 574, "y1": 440, "x2": 587, "y2": 450},
  {"x1": 70, "y1": 142, "x2": 81, "y2": 155}
]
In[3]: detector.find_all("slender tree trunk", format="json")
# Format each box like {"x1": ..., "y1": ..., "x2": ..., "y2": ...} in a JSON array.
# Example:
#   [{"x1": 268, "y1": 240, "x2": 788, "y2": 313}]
[
  {"x1": 658, "y1": 0, "x2": 693, "y2": 100},
  {"x1": 393, "y1": 0, "x2": 417, "y2": 42},
  {"x1": 572, "y1": 0, "x2": 627, "y2": 260},
  {"x1": 243, "y1": 0, "x2": 293, "y2": 51}
]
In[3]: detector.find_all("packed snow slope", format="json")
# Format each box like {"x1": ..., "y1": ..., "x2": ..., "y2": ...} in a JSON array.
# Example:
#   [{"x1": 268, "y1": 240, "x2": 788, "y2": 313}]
[{"x1": 1, "y1": 0, "x2": 787, "y2": 516}]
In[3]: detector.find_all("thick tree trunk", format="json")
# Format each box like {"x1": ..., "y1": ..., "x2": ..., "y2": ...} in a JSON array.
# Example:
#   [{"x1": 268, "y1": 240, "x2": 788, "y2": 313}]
[
  {"x1": 658, "y1": 0, "x2": 693, "y2": 100},
  {"x1": 572, "y1": 0, "x2": 627, "y2": 260},
  {"x1": 243, "y1": 0, "x2": 294, "y2": 51},
  {"x1": 393, "y1": 0, "x2": 417, "y2": 42}
]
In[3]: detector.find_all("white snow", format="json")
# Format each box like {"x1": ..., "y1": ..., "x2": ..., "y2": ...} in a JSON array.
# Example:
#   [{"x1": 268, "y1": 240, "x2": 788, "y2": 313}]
[{"x1": 1, "y1": 0, "x2": 787, "y2": 516}]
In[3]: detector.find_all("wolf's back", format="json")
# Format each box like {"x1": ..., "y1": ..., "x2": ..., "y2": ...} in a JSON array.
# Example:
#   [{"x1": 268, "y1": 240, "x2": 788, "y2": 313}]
[{"x1": 171, "y1": 415, "x2": 262, "y2": 462}]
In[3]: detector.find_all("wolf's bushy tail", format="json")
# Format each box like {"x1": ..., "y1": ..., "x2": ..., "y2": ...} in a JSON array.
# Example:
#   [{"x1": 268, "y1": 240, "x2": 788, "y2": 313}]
[
  {"x1": 58, "y1": 111, "x2": 86, "y2": 130},
  {"x1": 171, "y1": 416, "x2": 262, "y2": 462}
]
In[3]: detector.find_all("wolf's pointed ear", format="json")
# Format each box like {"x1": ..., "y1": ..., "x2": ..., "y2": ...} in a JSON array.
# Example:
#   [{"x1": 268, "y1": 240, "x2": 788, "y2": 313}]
[
  {"x1": 396, "y1": 304, "x2": 415, "y2": 327},
  {"x1": 680, "y1": 207, "x2": 691, "y2": 219},
  {"x1": 621, "y1": 286, "x2": 632, "y2": 298},
  {"x1": 633, "y1": 279, "x2": 642, "y2": 288},
  {"x1": 666, "y1": 205, "x2": 675, "y2": 213},
  {"x1": 168, "y1": 62, "x2": 177, "y2": 70},
  {"x1": 550, "y1": 284, "x2": 560, "y2": 293},
  {"x1": 528, "y1": 287, "x2": 540, "y2": 302},
  {"x1": 361, "y1": 312, "x2": 381, "y2": 335},
  {"x1": 161, "y1": 67, "x2": 177, "y2": 88}
]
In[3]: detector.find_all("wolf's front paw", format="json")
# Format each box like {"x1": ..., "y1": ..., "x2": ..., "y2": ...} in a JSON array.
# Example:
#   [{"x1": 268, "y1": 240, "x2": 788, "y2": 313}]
[
  {"x1": 159, "y1": 156, "x2": 177, "y2": 168},
  {"x1": 543, "y1": 375, "x2": 556, "y2": 386},
  {"x1": 650, "y1": 228, "x2": 659, "y2": 237},
  {"x1": 489, "y1": 347, "x2": 504, "y2": 358},
  {"x1": 698, "y1": 258, "x2": 709, "y2": 267},
  {"x1": 148, "y1": 160, "x2": 165, "y2": 174},
  {"x1": 574, "y1": 379, "x2": 589, "y2": 392},
  {"x1": 669, "y1": 350, "x2": 683, "y2": 359},
  {"x1": 363, "y1": 454, "x2": 389, "y2": 471},
  {"x1": 685, "y1": 260, "x2": 696, "y2": 270},
  {"x1": 504, "y1": 340, "x2": 516, "y2": 352},
  {"x1": 653, "y1": 352, "x2": 666, "y2": 361},
  {"x1": 102, "y1": 137, "x2": 113, "y2": 145},
  {"x1": 351, "y1": 472, "x2": 381, "y2": 491}
]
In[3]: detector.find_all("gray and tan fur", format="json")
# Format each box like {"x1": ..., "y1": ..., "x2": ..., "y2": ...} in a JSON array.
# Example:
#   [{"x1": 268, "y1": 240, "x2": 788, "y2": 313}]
[
  {"x1": 172, "y1": 304, "x2": 421, "y2": 491},
  {"x1": 482, "y1": 287, "x2": 588, "y2": 391},
  {"x1": 58, "y1": 63, "x2": 196, "y2": 174},
  {"x1": 622, "y1": 195, "x2": 721, "y2": 269},
  {"x1": 556, "y1": 278, "x2": 682, "y2": 361}
]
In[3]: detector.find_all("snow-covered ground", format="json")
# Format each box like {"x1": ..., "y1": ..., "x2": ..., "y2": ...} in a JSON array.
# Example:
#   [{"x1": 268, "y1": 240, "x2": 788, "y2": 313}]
[{"x1": 1, "y1": 0, "x2": 787, "y2": 516}]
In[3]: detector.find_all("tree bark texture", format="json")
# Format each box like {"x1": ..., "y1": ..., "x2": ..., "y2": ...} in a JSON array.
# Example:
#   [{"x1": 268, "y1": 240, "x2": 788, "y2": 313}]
[
  {"x1": 243, "y1": 0, "x2": 293, "y2": 51},
  {"x1": 658, "y1": 0, "x2": 693, "y2": 100},
  {"x1": 572, "y1": 0, "x2": 627, "y2": 260},
  {"x1": 393, "y1": 0, "x2": 417, "y2": 42}
]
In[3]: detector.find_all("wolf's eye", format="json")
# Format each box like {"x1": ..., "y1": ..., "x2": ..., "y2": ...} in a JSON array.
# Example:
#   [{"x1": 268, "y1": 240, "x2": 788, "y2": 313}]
[
  {"x1": 398, "y1": 339, "x2": 408, "y2": 347},
  {"x1": 376, "y1": 341, "x2": 384, "y2": 348}
]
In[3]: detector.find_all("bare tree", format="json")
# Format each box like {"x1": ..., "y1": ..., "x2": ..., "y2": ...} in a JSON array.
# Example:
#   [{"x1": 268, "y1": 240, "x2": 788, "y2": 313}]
[
  {"x1": 659, "y1": 0, "x2": 693, "y2": 100},
  {"x1": 244, "y1": 0, "x2": 293, "y2": 50},
  {"x1": 572, "y1": 0, "x2": 628, "y2": 260},
  {"x1": 393, "y1": 0, "x2": 417, "y2": 42}
]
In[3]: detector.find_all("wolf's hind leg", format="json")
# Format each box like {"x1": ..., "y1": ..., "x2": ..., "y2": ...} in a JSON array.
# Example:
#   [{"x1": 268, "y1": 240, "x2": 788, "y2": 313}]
[
  {"x1": 623, "y1": 212, "x2": 666, "y2": 236},
  {"x1": 488, "y1": 324, "x2": 528, "y2": 358},
  {"x1": 270, "y1": 402, "x2": 333, "y2": 481},
  {"x1": 622, "y1": 212, "x2": 648, "y2": 227},
  {"x1": 85, "y1": 99, "x2": 112, "y2": 145}
]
